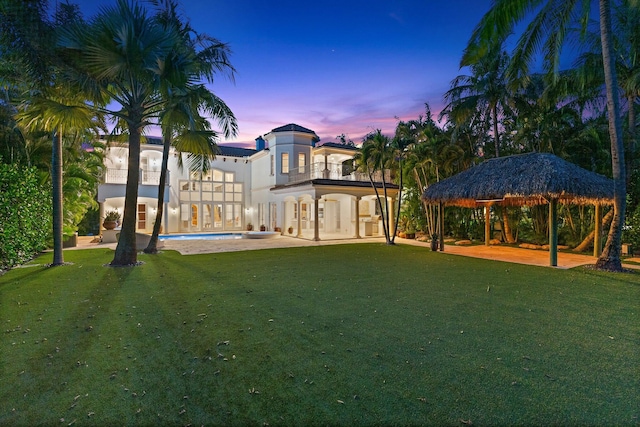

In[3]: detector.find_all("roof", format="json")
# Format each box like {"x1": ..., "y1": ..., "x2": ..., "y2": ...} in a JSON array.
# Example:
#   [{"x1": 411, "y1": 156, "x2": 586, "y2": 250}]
[
  {"x1": 217, "y1": 145, "x2": 257, "y2": 158},
  {"x1": 130, "y1": 136, "x2": 257, "y2": 158},
  {"x1": 270, "y1": 123, "x2": 320, "y2": 143},
  {"x1": 272, "y1": 179, "x2": 400, "y2": 191},
  {"x1": 422, "y1": 152, "x2": 614, "y2": 207},
  {"x1": 316, "y1": 142, "x2": 358, "y2": 151},
  {"x1": 271, "y1": 123, "x2": 316, "y2": 134}
]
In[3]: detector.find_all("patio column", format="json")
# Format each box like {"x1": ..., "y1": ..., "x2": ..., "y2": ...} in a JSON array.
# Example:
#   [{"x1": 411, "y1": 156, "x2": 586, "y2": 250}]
[
  {"x1": 296, "y1": 199, "x2": 302, "y2": 237},
  {"x1": 99, "y1": 202, "x2": 105, "y2": 237},
  {"x1": 323, "y1": 154, "x2": 329, "y2": 178},
  {"x1": 484, "y1": 205, "x2": 491, "y2": 246},
  {"x1": 313, "y1": 196, "x2": 320, "y2": 241},
  {"x1": 354, "y1": 196, "x2": 361, "y2": 238},
  {"x1": 439, "y1": 202, "x2": 445, "y2": 251},
  {"x1": 594, "y1": 204, "x2": 603, "y2": 257},
  {"x1": 549, "y1": 198, "x2": 558, "y2": 267},
  {"x1": 163, "y1": 201, "x2": 169, "y2": 233}
]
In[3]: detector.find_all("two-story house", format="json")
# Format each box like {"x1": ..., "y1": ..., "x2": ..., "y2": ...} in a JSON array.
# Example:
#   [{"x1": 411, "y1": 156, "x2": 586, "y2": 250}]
[{"x1": 98, "y1": 123, "x2": 399, "y2": 240}]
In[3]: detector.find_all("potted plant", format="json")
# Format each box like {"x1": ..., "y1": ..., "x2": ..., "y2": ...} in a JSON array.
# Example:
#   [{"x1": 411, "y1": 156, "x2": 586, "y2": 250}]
[
  {"x1": 246, "y1": 223, "x2": 253, "y2": 231},
  {"x1": 103, "y1": 210, "x2": 120, "y2": 230},
  {"x1": 404, "y1": 218, "x2": 416, "y2": 239},
  {"x1": 288, "y1": 226, "x2": 294, "y2": 234},
  {"x1": 259, "y1": 224, "x2": 266, "y2": 231}
]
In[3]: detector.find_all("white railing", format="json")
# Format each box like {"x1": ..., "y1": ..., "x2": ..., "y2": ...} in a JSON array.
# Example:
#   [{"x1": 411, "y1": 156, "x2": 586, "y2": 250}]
[
  {"x1": 287, "y1": 162, "x2": 390, "y2": 184},
  {"x1": 103, "y1": 168, "x2": 167, "y2": 186}
]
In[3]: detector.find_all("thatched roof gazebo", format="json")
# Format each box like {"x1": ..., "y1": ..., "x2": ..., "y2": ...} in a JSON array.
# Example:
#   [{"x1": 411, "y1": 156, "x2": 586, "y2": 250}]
[{"x1": 422, "y1": 152, "x2": 615, "y2": 266}]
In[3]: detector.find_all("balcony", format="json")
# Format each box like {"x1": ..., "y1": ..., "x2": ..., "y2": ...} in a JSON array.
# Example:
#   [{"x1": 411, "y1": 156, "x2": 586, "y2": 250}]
[
  {"x1": 287, "y1": 162, "x2": 391, "y2": 185},
  {"x1": 103, "y1": 168, "x2": 167, "y2": 186}
]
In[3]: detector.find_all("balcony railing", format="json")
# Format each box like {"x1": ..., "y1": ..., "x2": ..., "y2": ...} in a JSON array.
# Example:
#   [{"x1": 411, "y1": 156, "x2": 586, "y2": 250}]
[
  {"x1": 103, "y1": 168, "x2": 167, "y2": 186},
  {"x1": 287, "y1": 162, "x2": 391, "y2": 185}
]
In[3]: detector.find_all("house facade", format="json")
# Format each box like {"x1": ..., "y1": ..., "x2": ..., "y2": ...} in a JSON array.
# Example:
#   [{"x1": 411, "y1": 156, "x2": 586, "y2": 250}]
[{"x1": 97, "y1": 123, "x2": 399, "y2": 240}]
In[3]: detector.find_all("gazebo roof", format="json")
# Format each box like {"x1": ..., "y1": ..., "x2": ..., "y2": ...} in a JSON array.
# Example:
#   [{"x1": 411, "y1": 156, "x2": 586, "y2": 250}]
[{"x1": 422, "y1": 152, "x2": 614, "y2": 207}]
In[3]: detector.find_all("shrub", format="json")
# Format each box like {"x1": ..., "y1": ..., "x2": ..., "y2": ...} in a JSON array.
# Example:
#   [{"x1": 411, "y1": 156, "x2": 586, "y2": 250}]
[
  {"x1": 0, "y1": 163, "x2": 51, "y2": 271},
  {"x1": 622, "y1": 203, "x2": 640, "y2": 252}
]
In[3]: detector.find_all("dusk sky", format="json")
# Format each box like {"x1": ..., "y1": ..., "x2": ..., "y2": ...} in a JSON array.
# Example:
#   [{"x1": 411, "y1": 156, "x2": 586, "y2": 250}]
[{"x1": 76, "y1": 0, "x2": 494, "y2": 147}]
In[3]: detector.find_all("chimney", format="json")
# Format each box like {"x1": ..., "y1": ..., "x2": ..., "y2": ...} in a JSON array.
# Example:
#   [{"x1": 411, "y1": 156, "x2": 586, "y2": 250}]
[{"x1": 255, "y1": 136, "x2": 266, "y2": 151}]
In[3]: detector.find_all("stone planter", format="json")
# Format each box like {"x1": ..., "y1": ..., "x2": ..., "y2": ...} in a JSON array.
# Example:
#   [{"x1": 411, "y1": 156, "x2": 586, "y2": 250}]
[{"x1": 103, "y1": 221, "x2": 117, "y2": 230}]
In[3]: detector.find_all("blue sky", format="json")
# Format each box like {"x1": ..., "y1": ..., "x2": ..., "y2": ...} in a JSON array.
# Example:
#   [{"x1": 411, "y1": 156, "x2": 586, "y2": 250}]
[{"x1": 76, "y1": 0, "x2": 494, "y2": 146}]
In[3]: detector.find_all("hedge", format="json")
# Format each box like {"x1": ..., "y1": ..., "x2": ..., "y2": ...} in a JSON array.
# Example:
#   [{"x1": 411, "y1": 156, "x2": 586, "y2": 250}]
[{"x1": 0, "y1": 163, "x2": 51, "y2": 271}]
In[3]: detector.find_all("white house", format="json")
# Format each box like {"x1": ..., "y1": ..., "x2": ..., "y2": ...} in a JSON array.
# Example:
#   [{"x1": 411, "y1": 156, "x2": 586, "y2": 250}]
[{"x1": 97, "y1": 123, "x2": 399, "y2": 240}]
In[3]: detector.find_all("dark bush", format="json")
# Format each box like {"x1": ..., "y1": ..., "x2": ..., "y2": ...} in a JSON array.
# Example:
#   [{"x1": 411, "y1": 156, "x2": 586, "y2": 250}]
[{"x1": 0, "y1": 163, "x2": 51, "y2": 271}]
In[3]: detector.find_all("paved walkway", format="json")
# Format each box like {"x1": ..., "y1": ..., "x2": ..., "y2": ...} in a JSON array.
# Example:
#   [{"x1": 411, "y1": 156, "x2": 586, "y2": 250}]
[{"x1": 74, "y1": 236, "x2": 639, "y2": 270}]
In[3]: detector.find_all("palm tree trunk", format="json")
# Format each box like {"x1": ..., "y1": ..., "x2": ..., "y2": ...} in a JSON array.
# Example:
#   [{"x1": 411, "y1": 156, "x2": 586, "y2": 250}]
[
  {"x1": 111, "y1": 123, "x2": 142, "y2": 266},
  {"x1": 595, "y1": 0, "x2": 626, "y2": 272},
  {"x1": 368, "y1": 168, "x2": 389, "y2": 242},
  {"x1": 573, "y1": 208, "x2": 614, "y2": 253},
  {"x1": 391, "y1": 158, "x2": 402, "y2": 243},
  {"x1": 144, "y1": 133, "x2": 171, "y2": 254},
  {"x1": 51, "y1": 130, "x2": 64, "y2": 266},
  {"x1": 627, "y1": 94, "x2": 636, "y2": 185},
  {"x1": 501, "y1": 207, "x2": 516, "y2": 243},
  {"x1": 379, "y1": 160, "x2": 392, "y2": 244},
  {"x1": 492, "y1": 104, "x2": 500, "y2": 158}
]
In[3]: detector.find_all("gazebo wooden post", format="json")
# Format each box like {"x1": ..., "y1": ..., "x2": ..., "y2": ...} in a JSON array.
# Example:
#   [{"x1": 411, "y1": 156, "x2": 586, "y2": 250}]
[
  {"x1": 484, "y1": 205, "x2": 491, "y2": 246},
  {"x1": 594, "y1": 204, "x2": 602, "y2": 257},
  {"x1": 439, "y1": 202, "x2": 445, "y2": 251},
  {"x1": 549, "y1": 198, "x2": 558, "y2": 266}
]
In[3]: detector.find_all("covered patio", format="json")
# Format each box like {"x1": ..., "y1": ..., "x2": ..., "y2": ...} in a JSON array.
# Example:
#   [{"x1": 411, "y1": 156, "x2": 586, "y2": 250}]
[
  {"x1": 272, "y1": 179, "x2": 400, "y2": 241},
  {"x1": 422, "y1": 153, "x2": 615, "y2": 267}
]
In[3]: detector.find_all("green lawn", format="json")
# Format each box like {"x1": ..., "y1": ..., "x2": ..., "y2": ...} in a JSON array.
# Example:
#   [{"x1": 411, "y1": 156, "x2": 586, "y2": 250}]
[{"x1": 1, "y1": 244, "x2": 638, "y2": 426}]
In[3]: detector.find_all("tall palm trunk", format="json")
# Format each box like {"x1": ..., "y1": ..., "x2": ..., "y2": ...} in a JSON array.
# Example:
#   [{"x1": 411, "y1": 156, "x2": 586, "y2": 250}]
[
  {"x1": 627, "y1": 94, "x2": 636, "y2": 184},
  {"x1": 595, "y1": 0, "x2": 626, "y2": 272},
  {"x1": 144, "y1": 133, "x2": 171, "y2": 254},
  {"x1": 391, "y1": 157, "x2": 403, "y2": 243},
  {"x1": 490, "y1": 109, "x2": 515, "y2": 244},
  {"x1": 380, "y1": 162, "x2": 392, "y2": 244},
  {"x1": 111, "y1": 121, "x2": 142, "y2": 266},
  {"x1": 51, "y1": 130, "x2": 64, "y2": 266},
  {"x1": 492, "y1": 104, "x2": 500, "y2": 158},
  {"x1": 367, "y1": 168, "x2": 388, "y2": 240}
]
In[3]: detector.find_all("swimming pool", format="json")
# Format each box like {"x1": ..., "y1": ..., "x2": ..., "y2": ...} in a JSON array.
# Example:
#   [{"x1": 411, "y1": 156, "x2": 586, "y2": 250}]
[{"x1": 159, "y1": 233, "x2": 243, "y2": 241}]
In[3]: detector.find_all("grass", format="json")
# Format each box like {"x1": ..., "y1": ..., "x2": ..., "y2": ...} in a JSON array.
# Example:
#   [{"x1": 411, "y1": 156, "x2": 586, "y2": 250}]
[{"x1": 1, "y1": 243, "x2": 639, "y2": 426}]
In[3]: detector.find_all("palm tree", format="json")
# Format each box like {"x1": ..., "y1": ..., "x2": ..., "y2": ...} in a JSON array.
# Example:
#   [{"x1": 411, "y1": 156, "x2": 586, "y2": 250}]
[
  {"x1": 391, "y1": 122, "x2": 415, "y2": 243},
  {"x1": 16, "y1": 90, "x2": 104, "y2": 265},
  {"x1": 463, "y1": 0, "x2": 628, "y2": 271},
  {"x1": 443, "y1": 42, "x2": 520, "y2": 243},
  {"x1": 142, "y1": 0, "x2": 237, "y2": 254},
  {"x1": 572, "y1": 0, "x2": 640, "y2": 183},
  {"x1": 144, "y1": 89, "x2": 236, "y2": 253},
  {"x1": 59, "y1": 0, "x2": 189, "y2": 266},
  {"x1": 443, "y1": 43, "x2": 512, "y2": 159},
  {"x1": 2, "y1": 0, "x2": 103, "y2": 266},
  {"x1": 356, "y1": 130, "x2": 398, "y2": 244}
]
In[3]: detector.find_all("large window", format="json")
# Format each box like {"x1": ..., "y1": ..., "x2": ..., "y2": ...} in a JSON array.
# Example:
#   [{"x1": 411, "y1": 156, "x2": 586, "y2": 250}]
[
  {"x1": 298, "y1": 153, "x2": 306, "y2": 173},
  {"x1": 179, "y1": 168, "x2": 243, "y2": 231},
  {"x1": 281, "y1": 152, "x2": 289, "y2": 174}
]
